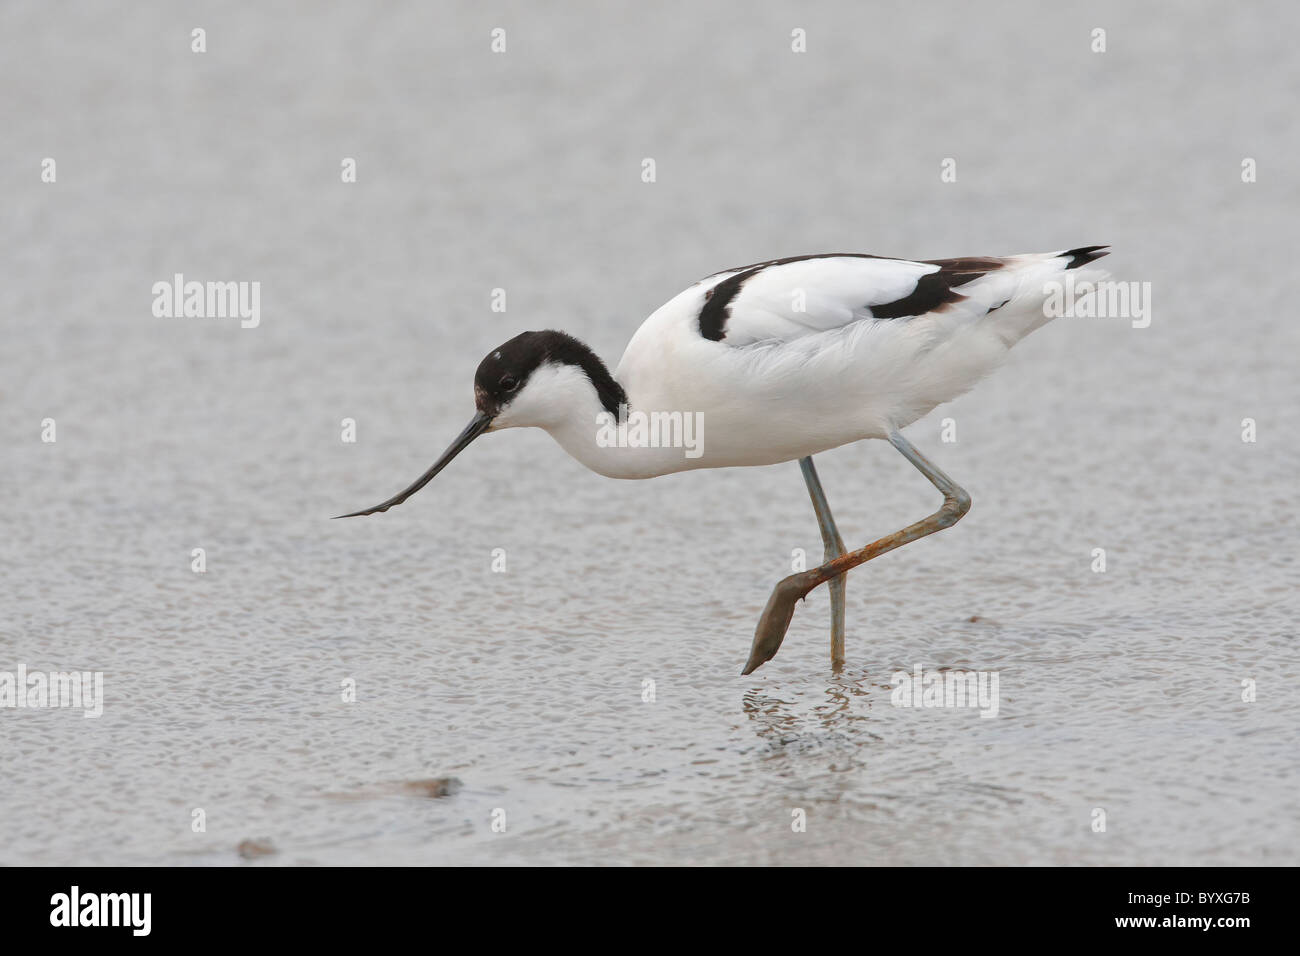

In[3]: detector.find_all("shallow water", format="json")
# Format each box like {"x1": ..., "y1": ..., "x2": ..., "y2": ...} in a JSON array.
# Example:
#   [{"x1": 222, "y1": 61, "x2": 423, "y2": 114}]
[{"x1": 2, "y1": 0, "x2": 1297, "y2": 865}]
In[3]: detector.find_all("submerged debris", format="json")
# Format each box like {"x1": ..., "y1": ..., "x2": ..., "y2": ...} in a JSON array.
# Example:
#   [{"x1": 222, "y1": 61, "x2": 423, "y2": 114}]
[
  {"x1": 398, "y1": 777, "x2": 463, "y2": 798},
  {"x1": 237, "y1": 838, "x2": 277, "y2": 859},
  {"x1": 323, "y1": 776, "x2": 464, "y2": 801}
]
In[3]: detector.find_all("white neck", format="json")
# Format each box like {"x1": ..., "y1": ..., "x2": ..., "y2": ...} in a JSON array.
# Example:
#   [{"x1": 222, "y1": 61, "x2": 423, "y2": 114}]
[{"x1": 495, "y1": 362, "x2": 701, "y2": 479}]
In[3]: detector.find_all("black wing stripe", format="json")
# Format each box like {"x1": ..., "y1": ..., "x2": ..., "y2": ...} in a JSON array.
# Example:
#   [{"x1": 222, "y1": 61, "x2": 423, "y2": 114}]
[
  {"x1": 870, "y1": 257, "x2": 1004, "y2": 319},
  {"x1": 698, "y1": 253, "x2": 891, "y2": 340},
  {"x1": 697, "y1": 253, "x2": 1012, "y2": 340},
  {"x1": 870, "y1": 271, "x2": 965, "y2": 319},
  {"x1": 698, "y1": 266, "x2": 765, "y2": 341}
]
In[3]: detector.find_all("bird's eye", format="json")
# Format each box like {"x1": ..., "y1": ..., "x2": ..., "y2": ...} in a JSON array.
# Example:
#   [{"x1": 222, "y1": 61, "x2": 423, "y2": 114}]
[{"x1": 500, "y1": 375, "x2": 518, "y2": 392}]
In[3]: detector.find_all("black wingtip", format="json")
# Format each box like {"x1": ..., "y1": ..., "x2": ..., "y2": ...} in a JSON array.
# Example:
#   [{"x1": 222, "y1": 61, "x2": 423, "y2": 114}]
[{"x1": 1062, "y1": 244, "x2": 1110, "y2": 269}]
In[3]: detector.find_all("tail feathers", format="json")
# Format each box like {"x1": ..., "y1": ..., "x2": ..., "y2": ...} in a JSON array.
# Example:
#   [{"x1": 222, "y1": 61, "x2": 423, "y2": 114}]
[
  {"x1": 973, "y1": 245, "x2": 1111, "y2": 346},
  {"x1": 1061, "y1": 244, "x2": 1110, "y2": 270}
]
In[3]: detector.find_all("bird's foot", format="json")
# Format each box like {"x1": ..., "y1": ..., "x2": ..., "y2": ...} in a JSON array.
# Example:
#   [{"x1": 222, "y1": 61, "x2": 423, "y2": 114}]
[{"x1": 742, "y1": 570, "x2": 821, "y2": 675}]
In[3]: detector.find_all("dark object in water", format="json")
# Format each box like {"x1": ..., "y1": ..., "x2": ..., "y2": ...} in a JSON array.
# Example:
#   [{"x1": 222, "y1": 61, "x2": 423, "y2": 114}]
[
  {"x1": 399, "y1": 777, "x2": 463, "y2": 798},
  {"x1": 237, "y1": 838, "x2": 276, "y2": 859}
]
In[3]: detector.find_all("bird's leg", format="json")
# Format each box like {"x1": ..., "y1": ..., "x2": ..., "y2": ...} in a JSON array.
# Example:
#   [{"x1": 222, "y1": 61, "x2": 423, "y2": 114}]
[
  {"x1": 798, "y1": 456, "x2": 847, "y2": 670},
  {"x1": 742, "y1": 431, "x2": 971, "y2": 675}
]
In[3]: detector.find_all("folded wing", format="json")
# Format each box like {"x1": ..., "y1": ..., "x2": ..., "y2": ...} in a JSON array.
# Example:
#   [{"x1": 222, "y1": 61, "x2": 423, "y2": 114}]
[{"x1": 697, "y1": 249, "x2": 1107, "y2": 347}]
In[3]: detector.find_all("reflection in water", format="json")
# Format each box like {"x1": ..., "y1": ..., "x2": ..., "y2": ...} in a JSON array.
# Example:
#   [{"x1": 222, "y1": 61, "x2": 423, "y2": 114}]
[{"x1": 742, "y1": 669, "x2": 883, "y2": 758}]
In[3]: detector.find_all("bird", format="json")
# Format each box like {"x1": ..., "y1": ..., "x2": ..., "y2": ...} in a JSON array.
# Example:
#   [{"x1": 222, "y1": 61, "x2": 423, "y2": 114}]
[{"x1": 337, "y1": 246, "x2": 1110, "y2": 674}]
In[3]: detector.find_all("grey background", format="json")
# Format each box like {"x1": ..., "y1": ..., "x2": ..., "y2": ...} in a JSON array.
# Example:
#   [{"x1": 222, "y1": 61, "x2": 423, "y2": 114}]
[{"x1": 1, "y1": 1, "x2": 1296, "y2": 864}]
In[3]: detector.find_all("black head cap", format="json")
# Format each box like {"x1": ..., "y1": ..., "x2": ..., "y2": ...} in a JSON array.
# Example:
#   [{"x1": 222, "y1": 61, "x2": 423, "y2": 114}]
[{"x1": 473, "y1": 330, "x2": 626, "y2": 418}]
